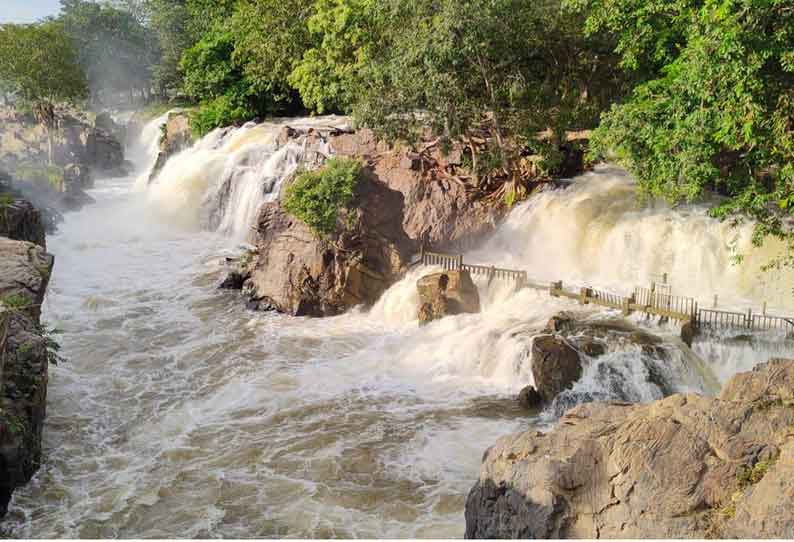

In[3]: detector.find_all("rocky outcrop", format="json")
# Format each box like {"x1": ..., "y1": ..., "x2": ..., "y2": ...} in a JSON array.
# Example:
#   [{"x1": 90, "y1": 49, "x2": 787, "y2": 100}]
[
  {"x1": 0, "y1": 196, "x2": 46, "y2": 248},
  {"x1": 331, "y1": 129, "x2": 506, "y2": 251},
  {"x1": 0, "y1": 106, "x2": 124, "y2": 175},
  {"x1": 416, "y1": 270, "x2": 481, "y2": 324},
  {"x1": 0, "y1": 235, "x2": 54, "y2": 518},
  {"x1": 530, "y1": 335, "x2": 582, "y2": 403},
  {"x1": 245, "y1": 163, "x2": 414, "y2": 316},
  {"x1": 148, "y1": 111, "x2": 192, "y2": 183},
  {"x1": 0, "y1": 106, "x2": 125, "y2": 218},
  {"x1": 465, "y1": 358, "x2": 794, "y2": 539},
  {"x1": 244, "y1": 127, "x2": 510, "y2": 317}
]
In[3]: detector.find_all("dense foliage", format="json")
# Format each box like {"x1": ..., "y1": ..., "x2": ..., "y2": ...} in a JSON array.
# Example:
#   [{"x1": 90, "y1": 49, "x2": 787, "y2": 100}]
[
  {"x1": 3, "y1": 0, "x2": 793, "y2": 263},
  {"x1": 0, "y1": 21, "x2": 87, "y2": 105},
  {"x1": 570, "y1": 0, "x2": 794, "y2": 263},
  {"x1": 59, "y1": 0, "x2": 154, "y2": 104},
  {"x1": 284, "y1": 158, "x2": 362, "y2": 236}
]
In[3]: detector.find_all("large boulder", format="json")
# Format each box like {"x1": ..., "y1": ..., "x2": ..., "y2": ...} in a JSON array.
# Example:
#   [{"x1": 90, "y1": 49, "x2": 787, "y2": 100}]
[
  {"x1": 0, "y1": 196, "x2": 46, "y2": 247},
  {"x1": 416, "y1": 270, "x2": 481, "y2": 324},
  {"x1": 530, "y1": 335, "x2": 582, "y2": 403},
  {"x1": 0, "y1": 236, "x2": 54, "y2": 518},
  {"x1": 331, "y1": 129, "x2": 505, "y2": 252},
  {"x1": 465, "y1": 358, "x2": 794, "y2": 539},
  {"x1": 148, "y1": 111, "x2": 193, "y2": 183},
  {"x1": 244, "y1": 127, "x2": 509, "y2": 318},
  {"x1": 245, "y1": 164, "x2": 414, "y2": 316}
]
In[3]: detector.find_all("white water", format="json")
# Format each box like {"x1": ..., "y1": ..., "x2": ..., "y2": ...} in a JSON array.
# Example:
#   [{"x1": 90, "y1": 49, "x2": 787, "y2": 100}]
[
  {"x1": 146, "y1": 117, "x2": 350, "y2": 240},
  {"x1": 4, "y1": 118, "x2": 794, "y2": 537}
]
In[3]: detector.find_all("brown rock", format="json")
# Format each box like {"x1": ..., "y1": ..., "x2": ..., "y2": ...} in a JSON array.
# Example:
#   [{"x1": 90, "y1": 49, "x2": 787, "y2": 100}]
[
  {"x1": 517, "y1": 386, "x2": 543, "y2": 409},
  {"x1": 0, "y1": 198, "x2": 46, "y2": 247},
  {"x1": 148, "y1": 111, "x2": 193, "y2": 183},
  {"x1": 530, "y1": 335, "x2": 582, "y2": 403},
  {"x1": 465, "y1": 358, "x2": 794, "y2": 539},
  {"x1": 416, "y1": 270, "x2": 481, "y2": 324},
  {"x1": 0, "y1": 236, "x2": 54, "y2": 518},
  {"x1": 245, "y1": 168, "x2": 413, "y2": 316}
]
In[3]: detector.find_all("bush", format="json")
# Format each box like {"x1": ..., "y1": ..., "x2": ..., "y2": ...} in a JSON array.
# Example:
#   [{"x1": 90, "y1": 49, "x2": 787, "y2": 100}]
[
  {"x1": 190, "y1": 93, "x2": 254, "y2": 138},
  {"x1": 14, "y1": 163, "x2": 64, "y2": 190},
  {"x1": 284, "y1": 158, "x2": 362, "y2": 236}
]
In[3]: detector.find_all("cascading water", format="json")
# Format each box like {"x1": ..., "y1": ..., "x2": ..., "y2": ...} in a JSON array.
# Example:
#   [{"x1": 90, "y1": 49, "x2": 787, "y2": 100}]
[
  {"x1": 146, "y1": 117, "x2": 349, "y2": 240},
  {"x1": 5, "y1": 117, "x2": 794, "y2": 537}
]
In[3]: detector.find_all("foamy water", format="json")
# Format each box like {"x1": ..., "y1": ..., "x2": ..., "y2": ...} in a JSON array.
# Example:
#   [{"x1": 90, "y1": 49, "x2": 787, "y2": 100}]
[{"x1": 3, "y1": 117, "x2": 794, "y2": 537}]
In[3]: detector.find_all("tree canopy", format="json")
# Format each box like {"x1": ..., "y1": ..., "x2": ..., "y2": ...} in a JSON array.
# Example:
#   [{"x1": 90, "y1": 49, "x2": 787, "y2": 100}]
[
  {"x1": 0, "y1": 21, "x2": 88, "y2": 106},
  {"x1": 4, "y1": 0, "x2": 793, "y2": 265}
]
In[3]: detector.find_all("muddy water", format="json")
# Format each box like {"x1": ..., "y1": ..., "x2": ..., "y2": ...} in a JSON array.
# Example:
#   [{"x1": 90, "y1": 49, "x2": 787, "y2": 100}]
[
  {"x1": 5, "y1": 118, "x2": 794, "y2": 538},
  {"x1": 3, "y1": 175, "x2": 533, "y2": 538}
]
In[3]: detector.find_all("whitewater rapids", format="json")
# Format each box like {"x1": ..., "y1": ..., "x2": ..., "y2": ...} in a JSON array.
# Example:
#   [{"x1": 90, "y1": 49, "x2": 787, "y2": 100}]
[{"x1": 4, "y1": 115, "x2": 794, "y2": 537}]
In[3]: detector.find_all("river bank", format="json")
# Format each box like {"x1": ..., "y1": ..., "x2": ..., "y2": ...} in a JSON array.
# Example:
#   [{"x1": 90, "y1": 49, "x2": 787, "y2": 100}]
[{"x1": 2, "y1": 112, "x2": 794, "y2": 538}]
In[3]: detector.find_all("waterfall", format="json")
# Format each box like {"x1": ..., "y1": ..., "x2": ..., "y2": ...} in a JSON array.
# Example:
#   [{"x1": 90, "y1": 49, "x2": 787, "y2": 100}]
[{"x1": 143, "y1": 117, "x2": 349, "y2": 240}]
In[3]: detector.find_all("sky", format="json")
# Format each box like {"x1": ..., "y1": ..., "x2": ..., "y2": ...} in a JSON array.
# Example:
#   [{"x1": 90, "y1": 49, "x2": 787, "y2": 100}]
[{"x1": 0, "y1": 0, "x2": 62, "y2": 23}]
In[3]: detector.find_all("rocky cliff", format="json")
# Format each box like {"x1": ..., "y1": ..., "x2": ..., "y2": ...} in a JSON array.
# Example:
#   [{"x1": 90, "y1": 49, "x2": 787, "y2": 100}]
[
  {"x1": 0, "y1": 202, "x2": 54, "y2": 518},
  {"x1": 0, "y1": 106, "x2": 125, "y2": 216},
  {"x1": 240, "y1": 128, "x2": 508, "y2": 316},
  {"x1": 465, "y1": 358, "x2": 794, "y2": 539},
  {"x1": 147, "y1": 111, "x2": 193, "y2": 183}
]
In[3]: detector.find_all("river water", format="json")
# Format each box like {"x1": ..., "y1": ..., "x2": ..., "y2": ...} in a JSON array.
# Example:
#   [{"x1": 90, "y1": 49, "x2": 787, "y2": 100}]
[{"x1": 4, "y1": 116, "x2": 794, "y2": 538}]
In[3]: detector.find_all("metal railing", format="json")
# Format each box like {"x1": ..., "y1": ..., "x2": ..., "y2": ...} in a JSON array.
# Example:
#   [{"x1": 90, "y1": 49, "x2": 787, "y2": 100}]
[{"x1": 417, "y1": 249, "x2": 793, "y2": 336}]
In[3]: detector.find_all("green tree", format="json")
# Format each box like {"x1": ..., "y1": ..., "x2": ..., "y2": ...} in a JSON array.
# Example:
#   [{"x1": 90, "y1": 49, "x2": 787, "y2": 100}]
[
  {"x1": 231, "y1": 0, "x2": 315, "y2": 103},
  {"x1": 288, "y1": 0, "x2": 380, "y2": 114},
  {"x1": 347, "y1": 0, "x2": 625, "y2": 194},
  {"x1": 0, "y1": 21, "x2": 88, "y2": 162},
  {"x1": 59, "y1": 0, "x2": 154, "y2": 105},
  {"x1": 574, "y1": 0, "x2": 794, "y2": 264},
  {"x1": 143, "y1": 0, "x2": 192, "y2": 98}
]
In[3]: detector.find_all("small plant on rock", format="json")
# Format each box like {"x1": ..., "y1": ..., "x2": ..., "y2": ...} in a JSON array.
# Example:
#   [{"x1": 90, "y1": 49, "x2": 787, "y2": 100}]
[{"x1": 284, "y1": 158, "x2": 362, "y2": 237}]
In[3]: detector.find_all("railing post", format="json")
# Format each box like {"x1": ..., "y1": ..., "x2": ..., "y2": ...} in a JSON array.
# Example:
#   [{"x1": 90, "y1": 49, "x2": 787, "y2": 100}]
[
  {"x1": 579, "y1": 287, "x2": 592, "y2": 305},
  {"x1": 488, "y1": 266, "x2": 496, "y2": 286},
  {"x1": 419, "y1": 244, "x2": 425, "y2": 265},
  {"x1": 623, "y1": 294, "x2": 634, "y2": 316},
  {"x1": 747, "y1": 308, "x2": 753, "y2": 329},
  {"x1": 550, "y1": 280, "x2": 562, "y2": 297},
  {"x1": 458, "y1": 254, "x2": 464, "y2": 271}
]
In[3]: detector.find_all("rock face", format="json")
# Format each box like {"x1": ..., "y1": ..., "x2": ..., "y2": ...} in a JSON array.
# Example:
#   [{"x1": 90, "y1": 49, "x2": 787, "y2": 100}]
[
  {"x1": 0, "y1": 106, "x2": 125, "y2": 217},
  {"x1": 245, "y1": 127, "x2": 506, "y2": 317},
  {"x1": 0, "y1": 197, "x2": 46, "y2": 248},
  {"x1": 465, "y1": 358, "x2": 794, "y2": 539},
  {"x1": 148, "y1": 111, "x2": 193, "y2": 183},
  {"x1": 530, "y1": 335, "x2": 582, "y2": 403},
  {"x1": 0, "y1": 235, "x2": 54, "y2": 518},
  {"x1": 416, "y1": 270, "x2": 481, "y2": 324},
  {"x1": 245, "y1": 164, "x2": 413, "y2": 316}
]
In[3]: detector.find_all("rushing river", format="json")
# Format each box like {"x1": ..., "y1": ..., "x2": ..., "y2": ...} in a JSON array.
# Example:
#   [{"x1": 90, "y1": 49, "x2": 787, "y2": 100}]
[{"x1": 4, "y1": 115, "x2": 794, "y2": 538}]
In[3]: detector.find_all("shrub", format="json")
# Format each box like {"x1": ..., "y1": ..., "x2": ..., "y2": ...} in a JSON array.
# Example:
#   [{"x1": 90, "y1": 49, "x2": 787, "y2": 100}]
[
  {"x1": 284, "y1": 158, "x2": 362, "y2": 236},
  {"x1": 14, "y1": 163, "x2": 64, "y2": 190}
]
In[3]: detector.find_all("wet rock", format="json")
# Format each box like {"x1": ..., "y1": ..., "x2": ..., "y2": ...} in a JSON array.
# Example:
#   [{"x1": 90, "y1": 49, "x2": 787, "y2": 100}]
[
  {"x1": 465, "y1": 358, "x2": 794, "y2": 539},
  {"x1": 0, "y1": 237, "x2": 54, "y2": 320},
  {"x1": 0, "y1": 236, "x2": 54, "y2": 518},
  {"x1": 571, "y1": 336, "x2": 606, "y2": 357},
  {"x1": 0, "y1": 197, "x2": 46, "y2": 247},
  {"x1": 546, "y1": 311, "x2": 576, "y2": 333},
  {"x1": 530, "y1": 335, "x2": 582, "y2": 403},
  {"x1": 148, "y1": 111, "x2": 193, "y2": 183},
  {"x1": 219, "y1": 270, "x2": 246, "y2": 290},
  {"x1": 517, "y1": 386, "x2": 543, "y2": 409},
  {"x1": 246, "y1": 162, "x2": 414, "y2": 317},
  {"x1": 417, "y1": 270, "x2": 481, "y2": 324}
]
